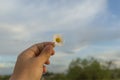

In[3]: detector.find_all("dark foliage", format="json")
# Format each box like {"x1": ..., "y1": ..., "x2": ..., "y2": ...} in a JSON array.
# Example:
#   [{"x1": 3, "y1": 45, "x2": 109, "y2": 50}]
[{"x1": 1, "y1": 58, "x2": 120, "y2": 80}]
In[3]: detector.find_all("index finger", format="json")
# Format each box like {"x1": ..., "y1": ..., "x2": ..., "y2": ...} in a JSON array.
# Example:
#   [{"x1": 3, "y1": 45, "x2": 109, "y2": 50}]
[{"x1": 25, "y1": 42, "x2": 55, "y2": 57}]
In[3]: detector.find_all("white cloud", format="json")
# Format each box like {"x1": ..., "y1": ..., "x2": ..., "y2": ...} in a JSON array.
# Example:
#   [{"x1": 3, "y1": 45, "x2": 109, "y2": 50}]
[
  {"x1": 0, "y1": 0, "x2": 17, "y2": 15},
  {"x1": 94, "y1": 50, "x2": 120, "y2": 60},
  {"x1": 0, "y1": 24, "x2": 30, "y2": 40},
  {"x1": 0, "y1": 63, "x2": 14, "y2": 68},
  {"x1": 89, "y1": 50, "x2": 120, "y2": 68},
  {"x1": 0, "y1": 0, "x2": 109, "y2": 55},
  {"x1": 0, "y1": 0, "x2": 107, "y2": 30}
]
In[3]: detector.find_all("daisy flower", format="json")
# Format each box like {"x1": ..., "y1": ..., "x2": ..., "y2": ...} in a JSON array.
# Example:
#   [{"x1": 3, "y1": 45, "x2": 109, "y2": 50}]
[{"x1": 53, "y1": 34, "x2": 63, "y2": 46}]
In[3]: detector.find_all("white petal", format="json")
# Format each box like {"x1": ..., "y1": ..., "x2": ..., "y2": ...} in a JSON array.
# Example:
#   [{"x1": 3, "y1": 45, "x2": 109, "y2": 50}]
[{"x1": 53, "y1": 34, "x2": 63, "y2": 46}]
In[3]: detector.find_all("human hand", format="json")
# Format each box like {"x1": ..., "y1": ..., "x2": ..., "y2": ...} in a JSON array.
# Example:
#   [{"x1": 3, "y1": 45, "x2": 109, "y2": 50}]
[{"x1": 9, "y1": 42, "x2": 55, "y2": 80}]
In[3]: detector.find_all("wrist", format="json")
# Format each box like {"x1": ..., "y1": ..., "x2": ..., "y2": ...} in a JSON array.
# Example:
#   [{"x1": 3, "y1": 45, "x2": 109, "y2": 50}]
[{"x1": 9, "y1": 73, "x2": 28, "y2": 80}]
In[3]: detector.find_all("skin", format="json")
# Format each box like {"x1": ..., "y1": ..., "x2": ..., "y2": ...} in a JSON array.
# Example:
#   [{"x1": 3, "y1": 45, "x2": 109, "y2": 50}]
[{"x1": 9, "y1": 42, "x2": 55, "y2": 80}]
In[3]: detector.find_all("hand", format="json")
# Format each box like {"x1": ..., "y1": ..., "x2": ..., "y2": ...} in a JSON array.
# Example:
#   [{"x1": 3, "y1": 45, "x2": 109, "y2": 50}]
[{"x1": 10, "y1": 42, "x2": 55, "y2": 80}]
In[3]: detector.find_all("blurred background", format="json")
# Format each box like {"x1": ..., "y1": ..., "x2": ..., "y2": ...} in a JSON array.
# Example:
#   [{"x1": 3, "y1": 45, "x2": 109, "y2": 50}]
[{"x1": 0, "y1": 0, "x2": 120, "y2": 80}]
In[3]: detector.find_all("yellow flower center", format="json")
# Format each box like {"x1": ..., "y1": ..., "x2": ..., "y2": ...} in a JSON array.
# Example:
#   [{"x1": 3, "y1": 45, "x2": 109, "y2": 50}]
[{"x1": 56, "y1": 38, "x2": 61, "y2": 43}]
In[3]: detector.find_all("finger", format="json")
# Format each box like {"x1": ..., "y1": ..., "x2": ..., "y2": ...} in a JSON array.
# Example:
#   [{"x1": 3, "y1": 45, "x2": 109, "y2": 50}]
[
  {"x1": 45, "y1": 60, "x2": 50, "y2": 65},
  {"x1": 22, "y1": 42, "x2": 55, "y2": 57},
  {"x1": 37, "y1": 45, "x2": 53, "y2": 64},
  {"x1": 36, "y1": 42, "x2": 55, "y2": 49},
  {"x1": 43, "y1": 65, "x2": 47, "y2": 73},
  {"x1": 33, "y1": 42, "x2": 55, "y2": 56},
  {"x1": 51, "y1": 49, "x2": 55, "y2": 56},
  {"x1": 31, "y1": 42, "x2": 55, "y2": 56}
]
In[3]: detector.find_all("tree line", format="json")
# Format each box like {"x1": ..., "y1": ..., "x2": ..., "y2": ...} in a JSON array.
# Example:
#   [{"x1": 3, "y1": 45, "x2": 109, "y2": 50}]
[
  {"x1": 45, "y1": 58, "x2": 120, "y2": 80},
  {"x1": 0, "y1": 58, "x2": 120, "y2": 80}
]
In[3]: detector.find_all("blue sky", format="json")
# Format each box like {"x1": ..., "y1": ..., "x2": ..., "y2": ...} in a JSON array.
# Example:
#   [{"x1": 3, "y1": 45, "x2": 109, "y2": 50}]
[
  {"x1": 108, "y1": 0, "x2": 120, "y2": 15},
  {"x1": 0, "y1": 0, "x2": 120, "y2": 75}
]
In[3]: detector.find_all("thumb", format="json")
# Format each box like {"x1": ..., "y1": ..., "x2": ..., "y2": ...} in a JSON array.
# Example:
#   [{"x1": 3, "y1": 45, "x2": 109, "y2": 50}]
[{"x1": 36, "y1": 45, "x2": 53, "y2": 64}]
